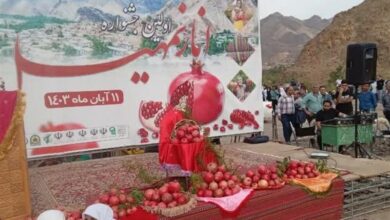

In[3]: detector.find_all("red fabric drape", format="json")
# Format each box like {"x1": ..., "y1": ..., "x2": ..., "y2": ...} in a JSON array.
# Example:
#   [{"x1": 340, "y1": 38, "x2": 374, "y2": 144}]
[
  {"x1": 158, "y1": 108, "x2": 216, "y2": 172},
  {"x1": 158, "y1": 108, "x2": 184, "y2": 165},
  {"x1": 0, "y1": 91, "x2": 18, "y2": 143}
]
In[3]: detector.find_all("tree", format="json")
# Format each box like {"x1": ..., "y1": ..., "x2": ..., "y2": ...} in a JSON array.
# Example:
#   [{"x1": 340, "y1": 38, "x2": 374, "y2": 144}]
[{"x1": 327, "y1": 65, "x2": 344, "y2": 89}]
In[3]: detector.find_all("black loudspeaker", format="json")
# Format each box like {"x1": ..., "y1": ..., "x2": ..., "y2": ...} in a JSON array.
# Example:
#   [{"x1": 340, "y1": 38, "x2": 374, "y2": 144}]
[{"x1": 346, "y1": 43, "x2": 377, "y2": 85}]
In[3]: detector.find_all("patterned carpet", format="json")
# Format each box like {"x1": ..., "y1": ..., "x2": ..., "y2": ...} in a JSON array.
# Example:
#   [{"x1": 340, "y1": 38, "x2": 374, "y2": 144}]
[{"x1": 29, "y1": 147, "x2": 276, "y2": 215}]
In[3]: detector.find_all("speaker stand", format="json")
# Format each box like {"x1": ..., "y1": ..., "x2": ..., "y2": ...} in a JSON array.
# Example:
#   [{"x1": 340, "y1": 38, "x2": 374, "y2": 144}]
[{"x1": 341, "y1": 85, "x2": 372, "y2": 158}]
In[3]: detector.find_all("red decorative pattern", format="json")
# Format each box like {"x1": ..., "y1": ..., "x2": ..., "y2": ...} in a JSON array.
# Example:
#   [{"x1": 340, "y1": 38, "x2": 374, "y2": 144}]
[
  {"x1": 140, "y1": 72, "x2": 150, "y2": 84},
  {"x1": 197, "y1": 7, "x2": 206, "y2": 17},
  {"x1": 178, "y1": 3, "x2": 187, "y2": 14},
  {"x1": 131, "y1": 72, "x2": 140, "y2": 84}
]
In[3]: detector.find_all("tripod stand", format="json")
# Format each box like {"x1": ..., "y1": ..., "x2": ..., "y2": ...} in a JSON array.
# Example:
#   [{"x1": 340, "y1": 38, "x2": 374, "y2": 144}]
[{"x1": 342, "y1": 85, "x2": 372, "y2": 158}]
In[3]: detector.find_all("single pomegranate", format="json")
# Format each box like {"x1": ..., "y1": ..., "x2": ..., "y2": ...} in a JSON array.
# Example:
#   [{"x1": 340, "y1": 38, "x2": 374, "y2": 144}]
[
  {"x1": 168, "y1": 181, "x2": 181, "y2": 193},
  {"x1": 177, "y1": 195, "x2": 187, "y2": 205},
  {"x1": 258, "y1": 179, "x2": 268, "y2": 188},
  {"x1": 214, "y1": 171, "x2": 224, "y2": 182},
  {"x1": 204, "y1": 190, "x2": 213, "y2": 197},
  {"x1": 144, "y1": 189, "x2": 155, "y2": 201},
  {"x1": 99, "y1": 193, "x2": 110, "y2": 204},
  {"x1": 197, "y1": 190, "x2": 205, "y2": 197},
  {"x1": 109, "y1": 196, "x2": 120, "y2": 206},
  {"x1": 168, "y1": 60, "x2": 225, "y2": 124},
  {"x1": 161, "y1": 193, "x2": 173, "y2": 203},
  {"x1": 219, "y1": 180, "x2": 228, "y2": 189},
  {"x1": 243, "y1": 177, "x2": 252, "y2": 186},
  {"x1": 167, "y1": 201, "x2": 177, "y2": 208},
  {"x1": 207, "y1": 162, "x2": 218, "y2": 173},
  {"x1": 209, "y1": 181, "x2": 218, "y2": 191},
  {"x1": 214, "y1": 188, "x2": 224, "y2": 197},
  {"x1": 203, "y1": 172, "x2": 214, "y2": 183},
  {"x1": 158, "y1": 202, "x2": 167, "y2": 208},
  {"x1": 224, "y1": 188, "x2": 233, "y2": 196}
]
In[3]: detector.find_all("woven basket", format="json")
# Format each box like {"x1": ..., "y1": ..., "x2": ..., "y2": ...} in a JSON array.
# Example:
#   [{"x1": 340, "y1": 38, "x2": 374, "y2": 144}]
[
  {"x1": 142, "y1": 194, "x2": 197, "y2": 217},
  {"x1": 170, "y1": 119, "x2": 198, "y2": 139}
]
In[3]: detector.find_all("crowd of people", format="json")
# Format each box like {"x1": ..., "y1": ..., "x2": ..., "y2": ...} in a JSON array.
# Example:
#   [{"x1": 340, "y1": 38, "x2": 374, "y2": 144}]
[{"x1": 263, "y1": 77, "x2": 390, "y2": 150}]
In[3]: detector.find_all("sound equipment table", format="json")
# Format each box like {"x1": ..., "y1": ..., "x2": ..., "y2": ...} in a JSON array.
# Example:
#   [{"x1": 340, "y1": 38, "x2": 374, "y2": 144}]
[{"x1": 321, "y1": 116, "x2": 374, "y2": 152}]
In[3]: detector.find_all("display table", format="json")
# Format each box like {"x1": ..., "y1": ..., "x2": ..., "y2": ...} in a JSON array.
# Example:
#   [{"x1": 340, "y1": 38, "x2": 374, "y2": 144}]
[
  {"x1": 154, "y1": 178, "x2": 344, "y2": 220},
  {"x1": 322, "y1": 124, "x2": 373, "y2": 151}
]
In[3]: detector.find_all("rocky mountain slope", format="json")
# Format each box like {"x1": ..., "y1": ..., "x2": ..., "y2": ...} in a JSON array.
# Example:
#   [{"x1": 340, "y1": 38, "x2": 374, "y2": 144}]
[
  {"x1": 287, "y1": 0, "x2": 390, "y2": 84},
  {"x1": 260, "y1": 12, "x2": 330, "y2": 69}
]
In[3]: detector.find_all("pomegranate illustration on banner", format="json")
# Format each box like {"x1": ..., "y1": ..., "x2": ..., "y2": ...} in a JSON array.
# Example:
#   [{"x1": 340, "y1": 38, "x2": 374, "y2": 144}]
[{"x1": 168, "y1": 59, "x2": 225, "y2": 125}]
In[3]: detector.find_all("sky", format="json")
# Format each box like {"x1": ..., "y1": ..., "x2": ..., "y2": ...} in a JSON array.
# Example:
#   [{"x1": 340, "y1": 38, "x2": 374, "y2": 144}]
[{"x1": 259, "y1": 0, "x2": 365, "y2": 19}]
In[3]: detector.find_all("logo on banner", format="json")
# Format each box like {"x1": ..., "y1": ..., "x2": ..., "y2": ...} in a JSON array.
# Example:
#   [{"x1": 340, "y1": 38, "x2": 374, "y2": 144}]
[
  {"x1": 43, "y1": 134, "x2": 51, "y2": 144},
  {"x1": 26, "y1": 125, "x2": 129, "y2": 148},
  {"x1": 30, "y1": 135, "x2": 41, "y2": 146}
]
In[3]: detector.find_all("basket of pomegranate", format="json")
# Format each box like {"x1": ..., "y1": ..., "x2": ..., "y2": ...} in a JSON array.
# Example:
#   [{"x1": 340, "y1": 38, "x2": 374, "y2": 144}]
[
  {"x1": 141, "y1": 180, "x2": 197, "y2": 217},
  {"x1": 169, "y1": 119, "x2": 216, "y2": 172},
  {"x1": 278, "y1": 158, "x2": 322, "y2": 180},
  {"x1": 278, "y1": 158, "x2": 339, "y2": 193},
  {"x1": 170, "y1": 119, "x2": 204, "y2": 144},
  {"x1": 194, "y1": 162, "x2": 242, "y2": 198},
  {"x1": 240, "y1": 163, "x2": 285, "y2": 190},
  {"x1": 95, "y1": 187, "x2": 140, "y2": 219}
]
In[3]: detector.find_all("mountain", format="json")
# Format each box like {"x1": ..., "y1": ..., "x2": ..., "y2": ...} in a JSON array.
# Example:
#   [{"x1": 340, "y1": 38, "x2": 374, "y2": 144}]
[
  {"x1": 260, "y1": 12, "x2": 331, "y2": 69},
  {"x1": 76, "y1": 7, "x2": 118, "y2": 23},
  {"x1": 287, "y1": 0, "x2": 390, "y2": 85},
  {"x1": 0, "y1": 0, "x2": 175, "y2": 20}
]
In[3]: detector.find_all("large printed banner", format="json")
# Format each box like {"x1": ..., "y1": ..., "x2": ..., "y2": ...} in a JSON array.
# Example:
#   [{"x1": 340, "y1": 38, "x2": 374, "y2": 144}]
[{"x1": 0, "y1": 0, "x2": 262, "y2": 158}]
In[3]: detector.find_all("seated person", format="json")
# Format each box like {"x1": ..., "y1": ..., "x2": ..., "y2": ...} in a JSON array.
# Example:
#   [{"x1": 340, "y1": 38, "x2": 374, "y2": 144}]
[{"x1": 316, "y1": 100, "x2": 346, "y2": 151}]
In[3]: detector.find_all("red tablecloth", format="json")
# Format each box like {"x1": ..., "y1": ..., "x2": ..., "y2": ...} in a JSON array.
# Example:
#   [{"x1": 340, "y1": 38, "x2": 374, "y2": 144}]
[{"x1": 133, "y1": 178, "x2": 343, "y2": 220}]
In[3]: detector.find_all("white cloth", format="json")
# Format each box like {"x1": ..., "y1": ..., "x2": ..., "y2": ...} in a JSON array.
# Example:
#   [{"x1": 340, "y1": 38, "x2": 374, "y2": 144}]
[
  {"x1": 37, "y1": 210, "x2": 65, "y2": 220},
  {"x1": 83, "y1": 203, "x2": 114, "y2": 220}
]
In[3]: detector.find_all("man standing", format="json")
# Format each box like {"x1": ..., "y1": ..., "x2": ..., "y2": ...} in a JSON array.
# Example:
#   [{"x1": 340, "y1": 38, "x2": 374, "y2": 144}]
[
  {"x1": 301, "y1": 85, "x2": 323, "y2": 123},
  {"x1": 277, "y1": 86, "x2": 295, "y2": 143},
  {"x1": 358, "y1": 83, "x2": 377, "y2": 112},
  {"x1": 320, "y1": 85, "x2": 332, "y2": 102},
  {"x1": 270, "y1": 85, "x2": 280, "y2": 113},
  {"x1": 335, "y1": 80, "x2": 354, "y2": 115},
  {"x1": 382, "y1": 81, "x2": 390, "y2": 122},
  {"x1": 316, "y1": 100, "x2": 346, "y2": 150},
  {"x1": 376, "y1": 75, "x2": 384, "y2": 103}
]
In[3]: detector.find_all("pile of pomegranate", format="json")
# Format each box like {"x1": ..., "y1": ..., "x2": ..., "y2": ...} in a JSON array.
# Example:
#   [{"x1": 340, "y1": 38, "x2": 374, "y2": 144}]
[
  {"x1": 143, "y1": 181, "x2": 189, "y2": 208},
  {"x1": 230, "y1": 109, "x2": 259, "y2": 129},
  {"x1": 241, "y1": 164, "x2": 285, "y2": 189},
  {"x1": 172, "y1": 123, "x2": 204, "y2": 144},
  {"x1": 196, "y1": 163, "x2": 241, "y2": 197},
  {"x1": 283, "y1": 160, "x2": 320, "y2": 179},
  {"x1": 97, "y1": 187, "x2": 138, "y2": 219},
  {"x1": 64, "y1": 211, "x2": 82, "y2": 220}
]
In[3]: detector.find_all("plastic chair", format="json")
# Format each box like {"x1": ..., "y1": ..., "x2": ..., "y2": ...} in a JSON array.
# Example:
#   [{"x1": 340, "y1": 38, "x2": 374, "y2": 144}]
[{"x1": 291, "y1": 123, "x2": 316, "y2": 147}]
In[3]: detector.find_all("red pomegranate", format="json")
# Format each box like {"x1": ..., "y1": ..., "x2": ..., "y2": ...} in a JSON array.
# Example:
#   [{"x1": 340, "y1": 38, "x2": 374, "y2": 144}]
[{"x1": 168, "y1": 60, "x2": 225, "y2": 124}]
